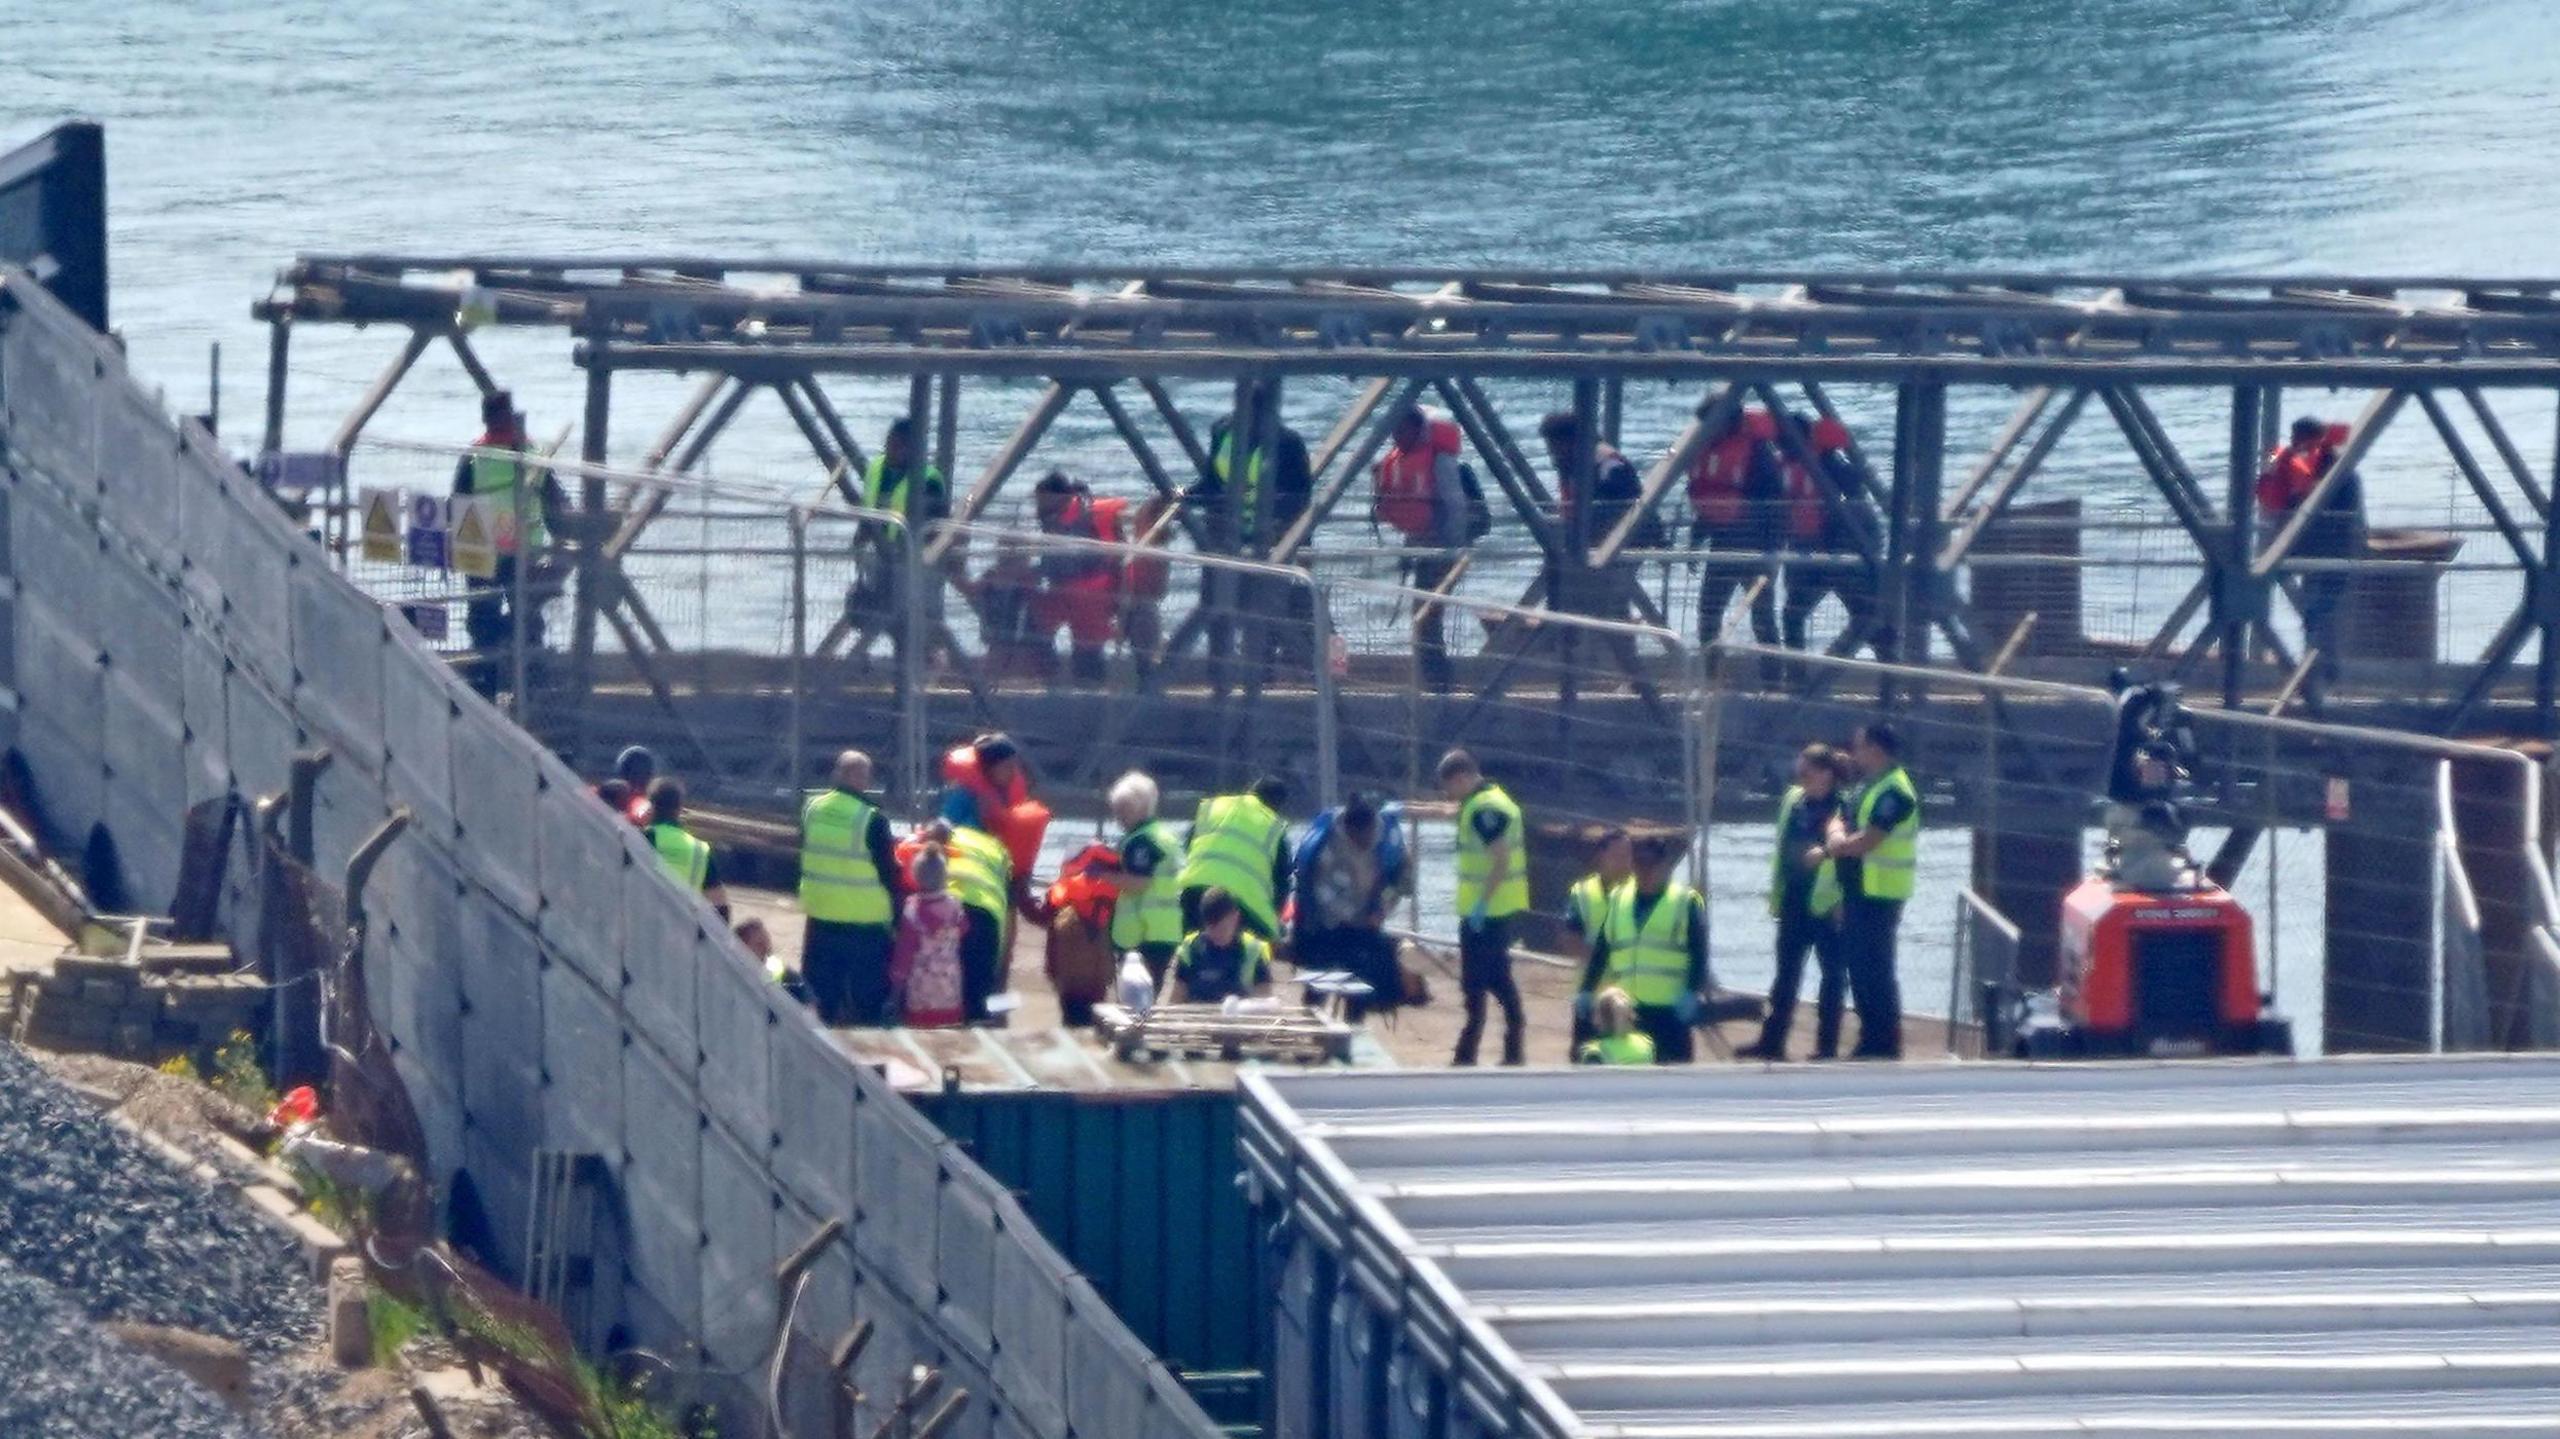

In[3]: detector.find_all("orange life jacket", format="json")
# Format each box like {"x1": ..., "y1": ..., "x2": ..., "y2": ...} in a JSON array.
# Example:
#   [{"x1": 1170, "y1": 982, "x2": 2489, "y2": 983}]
[
  {"x1": 1689, "y1": 408, "x2": 1777, "y2": 528},
  {"x1": 1125, "y1": 496, "x2": 1174, "y2": 598},
  {"x1": 1782, "y1": 416, "x2": 1853, "y2": 544},
  {"x1": 2256, "y1": 427, "x2": 2345, "y2": 515},
  {"x1": 941, "y1": 744, "x2": 1053, "y2": 874},
  {"x1": 1375, "y1": 416, "x2": 1462, "y2": 539},
  {"x1": 1046, "y1": 495, "x2": 1127, "y2": 592}
]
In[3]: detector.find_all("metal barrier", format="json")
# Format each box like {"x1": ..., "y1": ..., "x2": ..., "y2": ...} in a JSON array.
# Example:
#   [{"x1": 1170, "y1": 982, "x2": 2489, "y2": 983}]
[
  {"x1": 0, "y1": 267, "x2": 1218, "y2": 1439},
  {"x1": 1947, "y1": 888, "x2": 2021, "y2": 1059}
]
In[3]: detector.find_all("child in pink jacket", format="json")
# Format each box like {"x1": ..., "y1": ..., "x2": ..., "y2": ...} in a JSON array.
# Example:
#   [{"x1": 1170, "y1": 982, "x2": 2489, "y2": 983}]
[{"x1": 889, "y1": 843, "x2": 968, "y2": 1028}]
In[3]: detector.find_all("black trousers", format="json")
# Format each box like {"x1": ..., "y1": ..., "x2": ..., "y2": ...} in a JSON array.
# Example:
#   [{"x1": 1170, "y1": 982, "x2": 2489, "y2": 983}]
[
  {"x1": 1842, "y1": 895, "x2": 1905, "y2": 1058},
  {"x1": 959, "y1": 905, "x2": 1006, "y2": 1025},
  {"x1": 1298, "y1": 926, "x2": 1399, "y2": 1020},
  {"x1": 802, "y1": 918, "x2": 894, "y2": 1027},
  {"x1": 1454, "y1": 915, "x2": 1524, "y2": 1065},
  {"x1": 1406, "y1": 546, "x2": 1456, "y2": 691},
  {"x1": 1632, "y1": 1003, "x2": 1696, "y2": 1064},
  {"x1": 1757, "y1": 907, "x2": 1847, "y2": 1058},
  {"x1": 1692, "y1": 521, "x2": 1777, "y2": 647},
  {"x1": 463, "y1": 555, "x2": 544, "y2": 698}
]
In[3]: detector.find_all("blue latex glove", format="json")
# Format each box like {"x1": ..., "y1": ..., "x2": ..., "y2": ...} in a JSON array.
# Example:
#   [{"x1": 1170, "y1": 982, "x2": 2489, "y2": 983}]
[
  {"x1": 1466, "y1": 902, "x2": 1488, "y2": 928},
  {"x1": 1572, "y1": 991, "x2": 1594, "y2": 1022},
  {"x1": 1674, "y1": 992, "x2": 1703, "y2": 1026}
]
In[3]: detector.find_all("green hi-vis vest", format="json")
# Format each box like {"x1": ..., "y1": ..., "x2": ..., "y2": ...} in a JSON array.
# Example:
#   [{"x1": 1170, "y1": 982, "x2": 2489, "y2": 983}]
[
  {"x1": 1110, "y1": 819, "x2": 1186, "y2": 949},
  {"x1": 470, "y1": 452, "x2": 546, "y2": 552},
  {"x1": 1602, "y1": 881, "x2": 1698, "y2": 1008},
  {"x1": 1568, "y1": 873, "x2": 1613, "y2": 940},
  {"x1": 1577, "y1": 1031, "x2": 1657, "y2": 1066},
  {"x1": 1854, "y1": 766, "x2": 1922, "y2": 901},
  {"x1": 1172, "y1": 930, "x2": 1271, "y2": 999},
  {"x1": 1178, "y1": 794, "x2": 1286, "y2": 933},
  {"x1": 863, "y1": 455, "x2": 947, "y2": 527},
  {"x1": 799, "y1": 789, "x2": 890, "y2": 926},
  {"x1": 945, "y1": 825, "x2": 1013, "y2": 923},
  {"x1": 1455, "y1": 783, "x2": 1530, "y2": 919},
  {"x1": 649, "y1": 823, "x2": 711, "y2": 891},
  {"x1": 1210, "y1": 430, "x2": 1267, "y2": 540},
  {"x1": 1768, "y1": 786, "x2": 1844, "y2": 920}
]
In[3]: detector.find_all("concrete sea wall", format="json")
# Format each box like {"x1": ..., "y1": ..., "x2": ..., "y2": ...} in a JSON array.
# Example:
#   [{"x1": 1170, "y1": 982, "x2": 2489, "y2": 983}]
[{"x1": 0, "y1": 268, "x2": 1215, "y2": 1439}]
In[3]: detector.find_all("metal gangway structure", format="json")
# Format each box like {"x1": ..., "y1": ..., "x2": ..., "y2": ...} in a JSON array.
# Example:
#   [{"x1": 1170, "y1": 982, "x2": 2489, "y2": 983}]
[{"x1": 257, "y1": 259, "x2": 2560, "y2": 748}]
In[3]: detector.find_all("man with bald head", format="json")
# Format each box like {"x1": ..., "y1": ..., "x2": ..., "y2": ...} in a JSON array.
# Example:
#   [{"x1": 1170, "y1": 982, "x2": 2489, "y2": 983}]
[{"x1": 799, "y1": 749, "x2": 906, "y2": 1025}]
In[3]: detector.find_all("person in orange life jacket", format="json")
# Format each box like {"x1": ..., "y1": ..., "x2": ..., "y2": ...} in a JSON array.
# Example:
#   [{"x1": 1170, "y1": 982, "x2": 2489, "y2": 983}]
[
  {"x1": 936, "y1": 736, "x2": 1053, "y2": 1023},
  {"x1": 1374, "y1": 406, "x2": 1472, "y2": 692},
  {"x1": 451, "y1": 389, "x2": 567, "y2": 699},
  {"x1": 1687, "y1": 406, "x2": 1783, "y2": 653},
  {"x1": 608, "y1": 745, "x2": 657, "y2": 827},
  {"x1": 2256, "y1": 416, "x2": 2365, "y2": 679},
  {"x1": 1030, "y1": 470, "x2": 1127, "y2": 688},
  {"x1": 1778, "y1": 414, "x2": 1880, "y2": 654}
]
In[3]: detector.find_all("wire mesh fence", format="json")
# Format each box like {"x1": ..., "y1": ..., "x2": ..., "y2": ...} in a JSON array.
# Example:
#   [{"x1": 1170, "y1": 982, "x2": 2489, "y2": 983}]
[{"x1": 307, "y1": 438, "x2": 2560, "y2": 1053}]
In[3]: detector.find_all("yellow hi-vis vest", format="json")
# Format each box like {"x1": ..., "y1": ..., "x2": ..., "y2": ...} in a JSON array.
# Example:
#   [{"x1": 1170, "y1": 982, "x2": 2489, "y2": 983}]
[
  {"x1": 1568, "y1": 873, "x2": 1612, "y2": 940},
  {"x1": 1768, "y1": 786, "x2": 1844, "y2": 920},
  {"x1": 799, "y1": 789, "x2": 890, "y2": 926},
  {"x1": 1602, "y1": 881, "x2": 1698, "y2": 1007},
  {"x1": 1178, "y1": 794, "x2": 1286, "y2": 933},
  {"x1": 1110, "y1": 819, "x2": 1186, "y2": 949},
  {"x1": 945, "y1": 825, "x2": 1013, "y2": 922},
  {"x1": 1210, "y1": 430, "x2": 1266, "y2": 541},
  {"x1": 470, "y1": 452, "x2": 546, "y2": 552},
  {"x1": 863, "y1": 455, "x2": 946, "y2": 527},
  {"x1": 649, "y1": 822, "x2": 711, "y2": 891},
  {"x1": 1455, "y1": 784, "x2": 1530, "y2": 919},
  {"x1": 1853, "y1": 766, "x2": 1922, "y2": 901},
  {"x1": 1577, "y1": 1031, "x2": 1657, "y2": 1065}
]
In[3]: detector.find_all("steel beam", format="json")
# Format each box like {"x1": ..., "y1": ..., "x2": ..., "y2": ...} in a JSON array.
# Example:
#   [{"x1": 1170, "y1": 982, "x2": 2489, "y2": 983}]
[
  {"x1": 1270, "y1": 377, "x2": 1425, "y2": 565},
  {"x1": 1091, "y1": 382, "x2": 1213, "y2": 551},
  {"x1": 2461, "y1": 386, "x2": 2550, "y2": 519},
  {"x1": 566, "y1": 352, "x2": 611, "y2": 764},
  {"x1": 922, "y1": 381, "x2": 1074, "y2": 565},
  {"x1": 1432, "y1": 379, "x2": 1564, "y2": 560},
  {"x1": 2416, "y1": 389, "x2": 2537, "y2": 566},
  {"x1": 1938, "y1": 387, "x2": 2090, "y2": 569},
  {"x1": 2253, "y1": 388, "x2": 2406, "y2": 578},
  {"x1": 1591, "y1": 386, "x2": 1734, "y2": 570}
]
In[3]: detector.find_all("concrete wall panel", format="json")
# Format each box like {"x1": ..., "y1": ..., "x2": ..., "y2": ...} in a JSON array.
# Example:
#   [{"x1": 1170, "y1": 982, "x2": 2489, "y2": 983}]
[
  {"x1": 224, "y1": 672, "x2": 298, "y2": 806},
  {"x1": 179, "y1": 632, "x2": 231, "y2": 803},
  {"x1": 695, "y1": 951, "x2": 777, "y2": 1151},
  {"x1": 210, "y1": 498, "x2": 295, "y2": 690},
  {"x1": 382, "y1": 640, "x2": 457, "y2": 829},
  {"x1": 619, "y1": 876, "x2": 701, "y2": 1058},
  {"x1": 97, "y1": 387, "x2": 181, "y2": 568},
  {"x1": 456, "y1": 900, "x2": 545, "y2": 1119},
  {"x1": 534, "y1": 784, "x2": 629, "y2": 991},
  {"x1": 0, "y1": 312, "x2": 100, "y2": 484},
  {"x1": 991, "y1": 1218, "x2": 1073, "y2": 1438},
  {"x1": 1063, "y1": 1275, "x2": 1157, "y2": 1439},
  {"x1": 697, "y1": 1126, "x2": 778, "y2": 1373},
  {"x1": 290, "y1": 576, "x2": 387, "y2": 769},
  {"x1": 937, "y1": 1180, "x2": 999, "y2": 1361},
  {"x1": 854, "y1": 1091, "x2": 943, "y2": 1307},
  {"x1": 768, "y1": 1015, "x2": 855, "y2": 1218},
  {"x1": 537, "y1": 960, "x2": 622, "y2": 1161},
  {"x1": 621, "y1": 1038, "x2": 704, "y2": 1348},
  {"x1": 448, "y1": 709, "x2": 542, "y2": 919}
]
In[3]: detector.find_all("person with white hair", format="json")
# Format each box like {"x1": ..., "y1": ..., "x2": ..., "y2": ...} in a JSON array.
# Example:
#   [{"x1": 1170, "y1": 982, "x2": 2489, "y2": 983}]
[
  {"x1": 799, "y1": 749, "x2": 905, "y2": 1025},
  {"x1": 1097, "y1": 770, "x2": 1185, "y2": 985}
]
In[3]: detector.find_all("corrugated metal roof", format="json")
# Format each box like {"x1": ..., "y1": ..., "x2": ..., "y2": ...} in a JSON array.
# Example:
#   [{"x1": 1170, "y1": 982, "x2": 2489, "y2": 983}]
[{"x1": 1239, "y1": 1059, "x2": 2560, "y2": 1439}]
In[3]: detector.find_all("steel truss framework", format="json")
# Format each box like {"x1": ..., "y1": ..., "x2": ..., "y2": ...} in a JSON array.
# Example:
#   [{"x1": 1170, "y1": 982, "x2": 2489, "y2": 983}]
[{"x1": 257, "y1": 258, "x2": 2560, "y2": 750}]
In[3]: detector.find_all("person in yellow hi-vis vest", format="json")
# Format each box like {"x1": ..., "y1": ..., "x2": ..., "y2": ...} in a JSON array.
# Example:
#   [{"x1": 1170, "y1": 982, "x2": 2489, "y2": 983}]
[
  {"x1": 1578, "y1": 834, "x2": 1708, "y2": 1064},
  {"x1": 1825, "y1": 722, "x2": 1921, "y2": 1059},
  {"x1": 799, "y1": 750, "x2": 905, "y2": 1026},
  {"x1": 451, "y1": 389, "x2": 565, "y2": 700},
  {"x1": 1440, "y1": 749, "x2": 1530, "y2": 1066},
  {"x1": 1575, "y1": 987, "x2": 1656, "y2": 1066},
  {"x1": 643, "y1": 779, "x2": 729, "y2": 921},
  {"x1": 1743, "y1": 744, "x2": 1853, "y2": 1062},
  {"x1": 1178, "y1": 778, "x2": 1292, "y2": 941}
]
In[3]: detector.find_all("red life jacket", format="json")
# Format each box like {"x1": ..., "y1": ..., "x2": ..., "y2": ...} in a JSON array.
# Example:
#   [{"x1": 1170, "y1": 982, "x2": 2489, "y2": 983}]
[
  {"x1": 1689, "y1": 409, "x2": 1777, "y2": 527},
  {"x1": 1782, "y1": 417, "x2": 1853, "y2": 543},
  {"x1": 1375, "y1": 416, "x2": 1462, "y2": 539},
  {"x1": 2256, "y1": 433, "x2": 2342, "y2": 515},
  {"x1": 1047, "y1": 495, "x2": 1127, "y2": 592},
  {"x1": 1124, "y1": 496, "x2": 1173, "y2": 598},
  {"x1": 941, "y1": 745, "x2": 1053, "y2": 874}
]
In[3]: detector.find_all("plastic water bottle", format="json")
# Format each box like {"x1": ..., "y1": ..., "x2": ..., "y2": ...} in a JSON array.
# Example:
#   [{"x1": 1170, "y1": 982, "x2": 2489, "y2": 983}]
[{"x1": 1118, "y1": 951, "x2": 1157, "y2": 1012}]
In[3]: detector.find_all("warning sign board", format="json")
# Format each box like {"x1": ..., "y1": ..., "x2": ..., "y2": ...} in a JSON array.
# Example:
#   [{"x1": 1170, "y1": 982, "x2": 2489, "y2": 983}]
[
  {"x1": 359, "y1": 488, "x2": 403, "y2": 563},
  {"x1": 405, "y1": 494, "x2": 449, "y2": 571},
  {"x1": 397, "y1": 603, "x2": 449, "y2": 642},
  {"x1": 450, "y1": 496, "x2": 497, "y2": 580}
]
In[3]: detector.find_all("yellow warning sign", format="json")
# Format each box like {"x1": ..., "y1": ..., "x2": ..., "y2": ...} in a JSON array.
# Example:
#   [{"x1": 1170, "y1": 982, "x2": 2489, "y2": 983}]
[
  {"x1": 359, "y1": 488, "x2": 402, "y2": 564},
  {"x1": 450, "y1": 496, "x2": 498, "y2": 580}
]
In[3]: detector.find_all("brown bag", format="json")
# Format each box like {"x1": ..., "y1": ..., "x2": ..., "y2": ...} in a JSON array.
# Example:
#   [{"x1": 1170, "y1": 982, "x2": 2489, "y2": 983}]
[{"x1": 1045, "y1": 906, "x2": 1117, "y2": 1022}]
